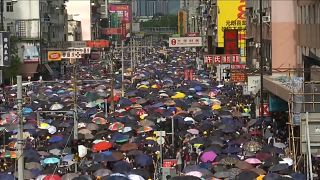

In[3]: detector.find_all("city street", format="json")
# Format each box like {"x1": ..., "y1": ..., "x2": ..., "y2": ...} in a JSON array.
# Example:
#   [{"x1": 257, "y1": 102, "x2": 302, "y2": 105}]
[{"x1": 0, "y1": 46, "x2": 305, "y2": 180}]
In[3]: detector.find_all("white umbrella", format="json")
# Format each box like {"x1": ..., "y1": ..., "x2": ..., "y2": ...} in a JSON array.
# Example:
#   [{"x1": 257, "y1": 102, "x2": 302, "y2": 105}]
[
  {"x1": 128, "y1": 174, "x2": 145, "y2": 180},
  {"x1": 50, "y1": 103, "x2": 64, "y2": 110},
  {"x1": 78, "y1": 145, "x2": 88, "y2": 158},
  {"x1": 49, "y1": 148, "x2": 61, "y2": 156},
  {"x1": 86, "y1": 102, "x2": 96, "y2": 108},
  {"x1": 280, "y1": 157, "x2": 293, "y2": 166},
  {"x1": 48, "y1": 126, "x2": 57, "y2": 134}
]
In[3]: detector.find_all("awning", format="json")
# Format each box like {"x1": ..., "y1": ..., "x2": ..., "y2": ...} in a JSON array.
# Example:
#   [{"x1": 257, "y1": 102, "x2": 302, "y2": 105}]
[{"x1": 20, "y1": 63, "x2": 39, "y2": 77}]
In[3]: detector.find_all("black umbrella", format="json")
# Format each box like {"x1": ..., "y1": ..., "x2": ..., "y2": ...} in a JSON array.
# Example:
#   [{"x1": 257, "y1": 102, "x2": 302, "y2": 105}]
[
  {"x1": 170, "y1": 176, "x2": 201, "y2": 180},
  {"x1": 269, "y1": 163, "x2": 289, "y2": 172},
  {"x1": 235, "y1": 170, "x2": 259, "y2": 180}
]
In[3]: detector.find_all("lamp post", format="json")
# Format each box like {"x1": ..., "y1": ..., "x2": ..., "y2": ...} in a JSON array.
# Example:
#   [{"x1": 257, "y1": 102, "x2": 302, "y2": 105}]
[
  {"x1": 192, "y1": 16, "x2": 195, "y2": 32},
  {"x1": 259, "y1": 0, "x2": 264, "y2": 119}
]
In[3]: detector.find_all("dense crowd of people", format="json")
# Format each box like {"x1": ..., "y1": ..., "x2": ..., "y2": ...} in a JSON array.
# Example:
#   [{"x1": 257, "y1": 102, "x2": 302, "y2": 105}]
[{"x1": 0, "y1": 47, "x2": 306, "y2": 180}]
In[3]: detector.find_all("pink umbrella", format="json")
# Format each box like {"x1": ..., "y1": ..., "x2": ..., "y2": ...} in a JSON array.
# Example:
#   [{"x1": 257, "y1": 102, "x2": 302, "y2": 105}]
[
  {"x1": 187, "y1": 128, "x2": 199, "y2": 135},
  {"x1": 200, "y1": 151, "x2": 217, "y2": 162},
  {"x1": 245, "y1": 158, "x2": 262, "y2": 164}
]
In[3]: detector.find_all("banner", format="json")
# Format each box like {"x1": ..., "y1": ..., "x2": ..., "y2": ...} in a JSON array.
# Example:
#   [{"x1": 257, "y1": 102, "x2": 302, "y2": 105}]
[
  {"x1": 23, "y1": 44, "x2": 39, "y2": 63},
  {"x1": 48, "y1": 51, "x2": 62, "y2": 61},
  {"x1": 0, "y1": 32, "x2": 10, "y2": 66},
  {"x1": 86, "y1": 40, "x2": 109, "y2": 48},
  {"x1": 102, "y1": 28, "x2": 123, "y2": 35},
  {"x1": 178, "y1": 10, "x2": 187, "y2": 36}
]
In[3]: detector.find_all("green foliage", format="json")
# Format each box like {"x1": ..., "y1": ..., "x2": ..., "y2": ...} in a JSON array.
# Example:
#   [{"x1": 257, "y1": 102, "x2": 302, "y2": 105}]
[
  {"x1": 3, "y1": 36, "x2": 21, "y2": 84},
  {"x1": 141, "y1": 15, "x2": 178, "y2": 28}
]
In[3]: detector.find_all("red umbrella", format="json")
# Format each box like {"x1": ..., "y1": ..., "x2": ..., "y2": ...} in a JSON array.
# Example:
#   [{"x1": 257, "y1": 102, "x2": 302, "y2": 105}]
[
  {"x1": 92, "y1": 141, "x2": 113, "y2": 152},
  {"x1": 107, "y1": 95, "x2": 120, "y2": 103},
  {"x1": 43, "y1": 175, "x2": 61, "y2": 180}
]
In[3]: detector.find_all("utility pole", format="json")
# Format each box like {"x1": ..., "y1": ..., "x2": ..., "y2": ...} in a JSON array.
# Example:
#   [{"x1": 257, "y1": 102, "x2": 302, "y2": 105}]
[
  {"x1": 259, "y1": 0, "x2": 264, "y2": 120},
  {"x1": 121, "y1": 40, "x2": 124, "y2": 97},
  {"x1": 110, "y1": 48, "x2": 115, "y2": 113},
  {"x1": 0, "y1": 0, "x2": 3, "y2": 31},
  {"x1": 17, "y1": 75, "x2": 24, "y2": 180},
  {"x1": 72, "y1": 60, "x2": 78, "y2": 173}
]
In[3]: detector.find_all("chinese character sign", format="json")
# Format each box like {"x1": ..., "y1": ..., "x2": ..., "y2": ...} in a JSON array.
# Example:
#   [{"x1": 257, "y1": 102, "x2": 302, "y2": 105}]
[
  {"x1": 217, "y1": 0, "x2": 246, "y2": 48},
  {"x1": 204, "y1": 54, "x2": 240, "y2": 64},
  {"x1": 0, "y1": 32, "x2": 10, "y2": 66},
  {"x1": 224, "y1": 29, "x2": 239, "y2": 54}
]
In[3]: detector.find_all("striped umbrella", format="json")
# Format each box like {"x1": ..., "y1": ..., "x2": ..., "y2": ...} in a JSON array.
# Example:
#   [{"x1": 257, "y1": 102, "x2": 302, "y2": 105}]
[
  {"x1": 136, "y1": 126, "x2": 153, "y2": 134},
  {"x1": 109, "y1": 122, "x2": 125, "y2": 131}
]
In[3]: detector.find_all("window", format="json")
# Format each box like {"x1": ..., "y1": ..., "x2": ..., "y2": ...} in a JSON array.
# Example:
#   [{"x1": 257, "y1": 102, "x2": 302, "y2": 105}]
[{"x1": 6, "y1": 2, "x2": 13, "y2": 12}]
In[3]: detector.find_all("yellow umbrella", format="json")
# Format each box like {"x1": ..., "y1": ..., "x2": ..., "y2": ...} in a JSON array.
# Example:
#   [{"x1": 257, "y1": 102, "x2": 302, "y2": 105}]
[
  {"x1": 244, "y1": 108, "x2": 250, "y2": 113},
  {"x1": 146, "y1": 136, "x2": 157, "y2": 141},
  {"x1": 256, "y1": 175, "x2": 265, "y2": 180},
  {"x1": 171, "y1": 92, "x2": 186, "y2": 99},
  {"x1": 138, "y1": 85, "x2": 149, "y2": 89},
  {"x1": 39, "y1": 122, "x2": 50, "y2": 129},
  {"x1": 194, "y1": 144, "x2": 203, "y2": 148},
  {"x1": 212, "y1": 104, "x2": 221, "y2": 110}
]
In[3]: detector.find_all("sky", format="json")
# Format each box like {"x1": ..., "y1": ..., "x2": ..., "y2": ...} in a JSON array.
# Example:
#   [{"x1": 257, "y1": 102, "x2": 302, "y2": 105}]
[{"x1": 66, "y1": 0, "x2": 91, "y2": 41}]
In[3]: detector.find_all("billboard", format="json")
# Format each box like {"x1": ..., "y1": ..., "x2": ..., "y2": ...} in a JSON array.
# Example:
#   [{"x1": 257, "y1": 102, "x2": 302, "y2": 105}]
[
  {"x1": 22, "y1": 43, "x2": 39, "y2": 63},
  {"x1": 224, "y1": 29, "x2": 239, "y2": 54},
  {"x1": 178, "y1": 10, "x2": 187, "y2": 36},
  {"x1": 169, "y1": 37, "x2": 202, "y2": 47},
  {"x1": 217, "y1": 0, "x2": 246, "y2": 47},
  {"x1": 86, "y1": 40, "x2": 109, "y2": 48},
  {"x1": 0, "y1": 32, "x2": 10, "y2": 66},
  {"x1": 108, "y1": 4, "x2": 131, "y2": 23},
  {"x1": 217, "y1": 0, "x2": 246, "y2": 64},
  {"x1": 48, "y1": 51, "x2": 62, "y2": 61}
]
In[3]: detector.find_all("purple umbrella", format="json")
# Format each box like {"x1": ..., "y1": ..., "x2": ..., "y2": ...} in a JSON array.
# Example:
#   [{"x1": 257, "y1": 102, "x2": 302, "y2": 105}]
[{"x1": 200, "y1": 151, "x2": 217, "y2": 162}]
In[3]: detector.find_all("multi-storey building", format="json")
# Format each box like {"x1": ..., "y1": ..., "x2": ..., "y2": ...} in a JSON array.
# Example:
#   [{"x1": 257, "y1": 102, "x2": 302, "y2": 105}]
[
  {"x1": 180, "y1": 0, "x2": 200, "y2": 33},
  {"x1": 3, "y1": 0, "x2": 67, "y2": 77},
  {"x1": 67, "y1": 15, "x2": 82, "y2": 41}
]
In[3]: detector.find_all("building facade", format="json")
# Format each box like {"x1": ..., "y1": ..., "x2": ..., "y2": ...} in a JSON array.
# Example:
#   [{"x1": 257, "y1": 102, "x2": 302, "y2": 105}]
[
  {"x1": 67, "y1": 15, "x2": 82, "y2": 41},
  {"x1": 3, "y1": 0, "x2": 67, "y2": 78},
  {"x1": 180, "y1": 0, "x2": 201, "y2": 33}
]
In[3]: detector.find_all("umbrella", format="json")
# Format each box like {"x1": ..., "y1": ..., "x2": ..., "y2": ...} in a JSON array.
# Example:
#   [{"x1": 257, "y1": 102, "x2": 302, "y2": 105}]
[
  {"x1": 134, "y1": 154, "x2": 153, "y2": 166},
  {"x1": 50, "y1": 103, "x2": 64, "y2": 110},
  {"x1": 61, "y1": 173, "x2": 79, "y2": 180},
  {"x1": 235, "y1": 160, "x2": 254, "y2": 170},
  {"x1": 79, "y1": 128, "x2": 92, "y2": 135},
  {"x1": 120, "y1": 143, "x2": 138, "y2": 152},
  {"x1": 113, "y1": 161, "x2": 132, "y2": 174},
  {"x1": 136, "y1": 126, "x2": 153, "y2": 134},
  {"x1": 170, "y1": 176, "x2": 201, "y2": 180},
  {"x1": 0, "y1": 173, "x2": 14, "y2": 180},
  {"x1": 25, "y1": 162, "x2": 41, "y2": 170},
  {"x1": 43, "y1": 157, "x2": 60, "y2": 164},
  {"x1": 235, "y1": 170, "x2": 259, "y2": 180},
  {"x1": 92, "y1": 141, "x2": 113, "y2": 152},
  {"x1": 280, "y1": 157, "x2": 293, "y2": 166},
  {"x1": 43, "y1": 175, "x2": 61, "y2": 180},
  {"x1": 92, "y1": 117, "x2": 107, "y2": 125},
  {"x1": 213, "y1": 171, "x2": 234, "y2": 179},
  {"x1": 127, "y1": 174, "x2": 144, "y2": 180},
  {"x1": 243, "y1": 141, "x2": 262, "y2": 152},
  {"x1": 200, "y1": 151, "x2": 217, "y2": 162},
  {"x1": 109, "y1": 122, "x2": 125, "y2": 131},
  {"x1": 187, "y1": 129, "x2": 199, "y2": 135},
  {"x1": 269, "y1": 163, "x2": 289, "y2": 172},
  {"x1": 14, "y1": 169, "x2": 36, "y2": 179},
  {"x1": 245, "y1": 158, "x2": 262, "y2": 164},
  {"x1": 93, "y1": 168, "x2": 112, "y2": 177}
]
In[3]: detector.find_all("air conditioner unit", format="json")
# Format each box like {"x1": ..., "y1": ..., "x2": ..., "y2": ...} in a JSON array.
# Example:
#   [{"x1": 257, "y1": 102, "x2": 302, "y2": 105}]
[{"x1": 262, "y1": 16, "x2": 271, "y2": 23}]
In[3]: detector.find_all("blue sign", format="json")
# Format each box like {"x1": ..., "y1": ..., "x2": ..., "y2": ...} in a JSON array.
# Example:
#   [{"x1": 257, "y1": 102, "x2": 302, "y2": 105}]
[{"x1": 269, "y1": 95, "x2": 288, "y2": 112}]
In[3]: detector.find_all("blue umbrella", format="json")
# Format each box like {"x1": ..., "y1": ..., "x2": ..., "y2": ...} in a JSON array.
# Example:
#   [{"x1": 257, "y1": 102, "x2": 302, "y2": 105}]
[
  {"x1": 22, "y1": 107, "x2": 33, "y2": 115},
  {"x1": 57, "y1": 89, "x2": 65, "y2": 94},
  {"x1": 134, "y1": 154, "x2": 153, "y2": 166},
  {"x1": 223, "y1": 146, "x2": 242, "y2": 154},
  {"x1": 111, "y1": 133, "x2": 129, "y2": 143},
  {"x1": 119, "y1": 97, "x2": 132, "y2": 107},
  {"x1": 48, "y1": 136, "x2": 63, "y2": 143},
  {"x1": 112, "y1": 161, "x2": 132, "y2": 173},
  {"x1": 0, "y1": 173, "x2": 14, "y2": 180},
  {"x1": 43, "y1": 157, "x2": 60, "y2": 164}
]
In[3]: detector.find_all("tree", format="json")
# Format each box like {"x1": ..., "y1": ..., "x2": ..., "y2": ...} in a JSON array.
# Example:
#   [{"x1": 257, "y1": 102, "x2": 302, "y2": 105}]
[
  {"x1": 141, "y1": 15, "x2": 178, "y2": 28},
  {"x1": 3, "y1": 36, "x2": 21, "y2": 84}
]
